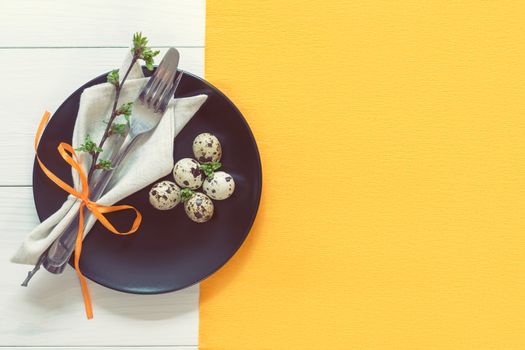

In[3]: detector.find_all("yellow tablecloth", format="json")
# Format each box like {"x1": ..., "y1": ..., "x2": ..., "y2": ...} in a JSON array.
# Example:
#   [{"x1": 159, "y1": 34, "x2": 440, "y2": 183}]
[{"x1": 202, "y1": 1, "x2": 525, "y2": 348}]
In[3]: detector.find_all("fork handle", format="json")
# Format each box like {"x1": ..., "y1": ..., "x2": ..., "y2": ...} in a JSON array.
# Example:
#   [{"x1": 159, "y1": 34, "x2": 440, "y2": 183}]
[{"x1": 43, "y1": 135, "x2": 139, "y2": 273}]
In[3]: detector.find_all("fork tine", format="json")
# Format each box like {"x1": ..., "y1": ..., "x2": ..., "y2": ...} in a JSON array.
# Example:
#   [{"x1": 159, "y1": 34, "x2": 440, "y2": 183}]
[
  {"x1": 146, "y1": 66, "x2": 177, "y2": 110},
  {"x1": 150, "y1": 73, "x2": 172, "y2": 109},
  {"x1": 138, "y1": 65, "x2": 164, "y2": 103},
  {"x1": 143, "y1": 68, "x2": 166, "y2": 106},
  {"x1": 152, "y1": 74, "x2": 176, "y2": 112},
  {"x1": 154, "y1": 71, "x2": 184, "y2": 114},
  {"x1": 139, "y1": 48, "x2": 179, "y2": 105}
]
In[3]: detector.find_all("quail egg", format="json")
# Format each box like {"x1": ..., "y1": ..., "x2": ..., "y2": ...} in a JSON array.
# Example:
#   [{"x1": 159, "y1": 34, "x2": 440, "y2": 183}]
[
  {"x1": 173, "y1": 158, "x2": 204, "y2": 189},
  {"x1": 193, "y1": 133, "x2": 222, "y2": 163},
  {"x1": 184, "y1": 192, "x2": 214, "y2": 223},
  {"x1": 149, "y1": 181, "x2": 181, "y2": 210},
  {"x1": 203, "y1": 171, "x2": 235, "y2": 200}
]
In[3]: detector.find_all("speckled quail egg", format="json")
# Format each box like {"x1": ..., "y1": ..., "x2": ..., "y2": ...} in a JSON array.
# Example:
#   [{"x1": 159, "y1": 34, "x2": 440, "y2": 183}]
[
  {"x1": 192, "y1": 133, "x2": 222, "y2": 163},
  {"x1": 149, "y1": 181, "x2": 181, "y2": 210},
  {"x1": 173, "y1": 158, "x2": 204, "y2": 189},
  {"x1": 203, "y1": 171, "x2": 235, "y2": 200},
  {"x1": 184, "y1": 192, "x2": 214, "y2": 223}
]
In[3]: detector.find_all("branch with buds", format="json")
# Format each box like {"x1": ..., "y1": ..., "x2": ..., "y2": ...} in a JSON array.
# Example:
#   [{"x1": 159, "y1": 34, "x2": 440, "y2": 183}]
[{"x1": 75, "y1": 32, "x2": 160, "y2": 180}]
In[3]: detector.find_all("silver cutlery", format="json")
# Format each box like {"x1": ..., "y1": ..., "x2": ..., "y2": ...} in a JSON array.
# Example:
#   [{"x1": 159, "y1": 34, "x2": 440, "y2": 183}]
[{"x1": 22, "y1": 48, "x2": 182, "y2": 285}]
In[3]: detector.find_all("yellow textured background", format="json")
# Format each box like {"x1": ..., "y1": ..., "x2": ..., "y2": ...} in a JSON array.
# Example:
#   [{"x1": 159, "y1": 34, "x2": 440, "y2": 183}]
[{"x1": 202, "y1": 1, "x2": 525, "y2": 349}]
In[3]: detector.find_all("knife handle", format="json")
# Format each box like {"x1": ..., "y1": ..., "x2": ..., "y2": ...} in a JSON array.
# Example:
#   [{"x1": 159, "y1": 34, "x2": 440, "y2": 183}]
[{"x1": 43, "y1": 136, "x2": 138, "y2": 273}]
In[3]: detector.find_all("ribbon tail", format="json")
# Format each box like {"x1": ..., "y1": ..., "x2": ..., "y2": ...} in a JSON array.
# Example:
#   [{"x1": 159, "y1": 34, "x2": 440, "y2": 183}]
[
  {"x1": 74, "y1": 203, "x2": 93, "y2": 319},
  {"x1": 34, "y1": 111, "x2": 142, "y2": 320}
]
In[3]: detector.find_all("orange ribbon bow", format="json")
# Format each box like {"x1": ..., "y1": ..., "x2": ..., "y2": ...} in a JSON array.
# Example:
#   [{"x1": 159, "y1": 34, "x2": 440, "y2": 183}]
[{"x1": 35, "y1": 111, "x2": 142, "y2": 319}]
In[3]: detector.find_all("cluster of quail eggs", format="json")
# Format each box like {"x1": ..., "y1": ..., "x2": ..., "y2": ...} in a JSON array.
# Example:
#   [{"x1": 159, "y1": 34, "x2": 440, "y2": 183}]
[{"x1": 148, "y1": 133, "x2": 235, "y2": 223}]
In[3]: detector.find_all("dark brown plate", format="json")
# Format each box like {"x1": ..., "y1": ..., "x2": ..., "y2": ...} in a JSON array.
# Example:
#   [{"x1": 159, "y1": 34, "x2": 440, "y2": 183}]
[{"x1": 33, "y1": 68, "x2": 262, "y2": 294}]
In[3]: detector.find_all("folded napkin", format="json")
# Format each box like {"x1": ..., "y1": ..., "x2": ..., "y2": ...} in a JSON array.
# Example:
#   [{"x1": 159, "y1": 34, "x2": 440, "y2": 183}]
[{"x1": 12, "y1": 53, "x2": 207, "y2": 265}]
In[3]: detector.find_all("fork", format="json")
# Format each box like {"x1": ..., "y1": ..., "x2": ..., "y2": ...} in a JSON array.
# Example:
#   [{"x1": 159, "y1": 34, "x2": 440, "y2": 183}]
[{"x1": 21, "y1": 48, "x2": 182, "y2": 285}]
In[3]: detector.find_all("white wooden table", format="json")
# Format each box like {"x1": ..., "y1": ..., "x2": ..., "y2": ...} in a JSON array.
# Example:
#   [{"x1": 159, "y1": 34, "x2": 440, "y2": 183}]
[{"x1": 0, "y1": 1, "x2": 205, "y2": 348}]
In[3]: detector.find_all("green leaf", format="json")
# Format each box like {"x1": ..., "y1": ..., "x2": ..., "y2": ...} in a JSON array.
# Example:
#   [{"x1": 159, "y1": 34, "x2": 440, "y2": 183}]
[
  {"x1": 199, "y1": 162, "x2": 222, "y2": 177},
  {"x1": 109, "y1": 123, "x2": 127, "y2": 136},
  {"x1": 131, "y1": 32, "x2": 160, "y2": 70},
  {"x1": 132, "y1": 32, "x2": 148, "y2": 54},
  {"x1": 106, "y1": 69, "x2": 119, "y2": 86},
  {"x1": 75, "y1": 134, "x2": 103, "y2": 154},
  {"x1": 180, "y1": 188, "x2": 195, "y2": 201},
  {"x1": 95, "y1": 159, "x2": 113, "y2": 170},
  {"x1": 116, "y1": 102, "x2": 133, "y2": 117}
]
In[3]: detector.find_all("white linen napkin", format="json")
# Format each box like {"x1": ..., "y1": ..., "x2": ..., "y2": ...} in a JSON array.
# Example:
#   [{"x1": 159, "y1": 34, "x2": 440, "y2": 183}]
[{"x1": 11, "y1": 53, "x2": 208, "y2": 265}]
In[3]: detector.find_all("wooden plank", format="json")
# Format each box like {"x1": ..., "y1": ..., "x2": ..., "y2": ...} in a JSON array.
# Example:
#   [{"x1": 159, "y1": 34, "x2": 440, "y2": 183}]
[
  {"x1": 0, "y1": 187, "x2": 199, "y2": 346},
  {"x1": 0, "y1": 47, "x2": 204, "y2": 186},
  {"x1": 0, "y1": 0, "x2": 205, "y2": 47}
]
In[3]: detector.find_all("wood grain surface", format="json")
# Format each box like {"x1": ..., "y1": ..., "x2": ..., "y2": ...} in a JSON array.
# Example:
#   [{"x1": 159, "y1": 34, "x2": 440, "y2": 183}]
[
  {"x1": 0, "y1": 0, "x2": 205, "y2": 348},
  {"x1": 0, "y1": 48, "x2": 204, "y2": 186},
  {"x1": 0, "y1": 0, "x2": 204, "y2": 47}
]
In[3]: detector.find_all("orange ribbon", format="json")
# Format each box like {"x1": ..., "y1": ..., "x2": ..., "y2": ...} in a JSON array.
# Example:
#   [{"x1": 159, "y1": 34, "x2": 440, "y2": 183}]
[{"x1": 35, "y1": 111, "x2": 142, "y2": 319}]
